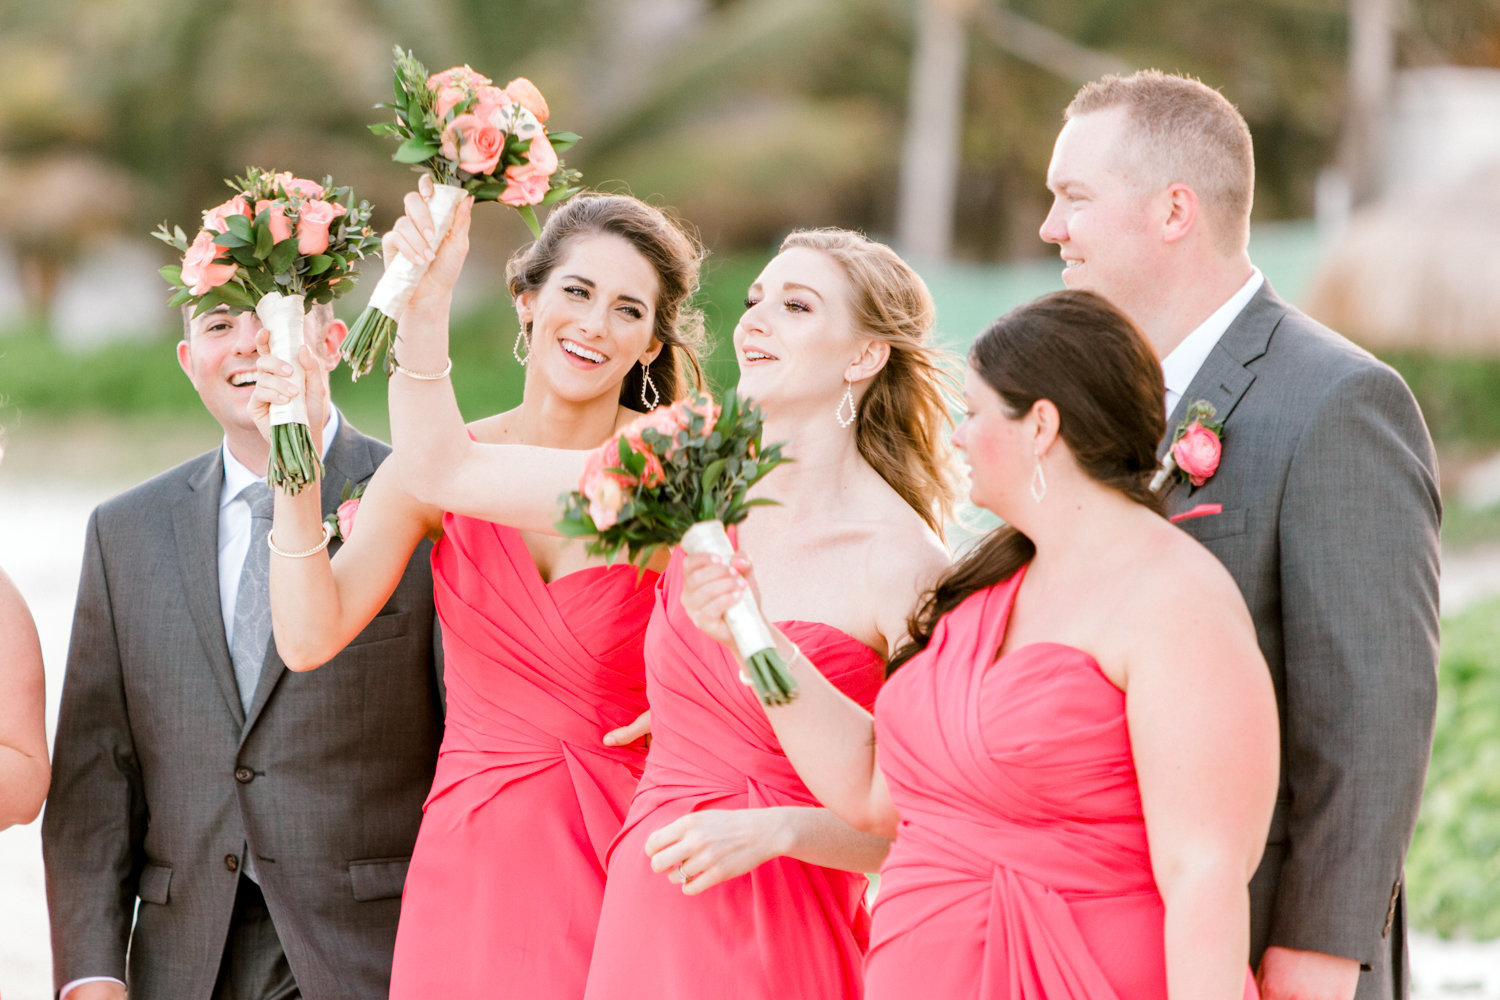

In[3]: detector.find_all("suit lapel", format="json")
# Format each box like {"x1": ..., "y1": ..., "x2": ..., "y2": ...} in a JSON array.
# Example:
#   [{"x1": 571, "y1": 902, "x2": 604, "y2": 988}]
[
  {"x1": 242, "y1": 420, "x2": 379, "y2": 734},
  {"x1": 1158, "y1": 283, "x2": 1285, "y2": 504},
  {"x1": 172, "y1": 451, "x2": 246, "y2": 725}
]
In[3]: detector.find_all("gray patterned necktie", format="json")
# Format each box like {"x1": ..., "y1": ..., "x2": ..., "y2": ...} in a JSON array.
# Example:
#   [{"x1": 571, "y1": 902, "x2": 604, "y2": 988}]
[{"x1": 230, "y1": 481, "x2": 274, "y2": 717}]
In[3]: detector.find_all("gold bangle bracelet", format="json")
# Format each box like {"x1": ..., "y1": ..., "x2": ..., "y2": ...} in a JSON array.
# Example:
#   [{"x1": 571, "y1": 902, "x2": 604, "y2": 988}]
[
  {"x1": 391, "y1": 357, "x2": 453, "y2": 381},
  {"x1": 267, "y1": 523, "x2": 334, "y2": 558}
]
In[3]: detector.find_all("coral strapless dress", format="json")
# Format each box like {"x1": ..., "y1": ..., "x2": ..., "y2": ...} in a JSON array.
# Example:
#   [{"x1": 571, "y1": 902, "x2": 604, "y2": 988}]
[
  {"x1": 868, "y1": 566, "x2": 1257, "y2": 999},
  {"x1": 388, "y1": 515, "x2": 656, "y2": 999},
  {"x1": 583, "y1": 550, "x2": 884, "y2": 1000}
]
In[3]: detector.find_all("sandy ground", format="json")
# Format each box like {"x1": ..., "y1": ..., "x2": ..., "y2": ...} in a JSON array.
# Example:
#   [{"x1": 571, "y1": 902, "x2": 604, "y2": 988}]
[{"x1": 2, "y1": 460, "x2": 1498, "y2": 999}]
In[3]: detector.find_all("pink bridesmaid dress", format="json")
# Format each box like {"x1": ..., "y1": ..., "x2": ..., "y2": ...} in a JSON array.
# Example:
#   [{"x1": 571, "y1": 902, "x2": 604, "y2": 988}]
[
  {"x1": 868, "y1": 566, "x2": 1258, "y2": 999},
  {"x1": 388, "y1": 514, "x2": 656, "y2": 998},
  {"x1": 584, "y1": 550, "x2": 885, "y2": 1000}
]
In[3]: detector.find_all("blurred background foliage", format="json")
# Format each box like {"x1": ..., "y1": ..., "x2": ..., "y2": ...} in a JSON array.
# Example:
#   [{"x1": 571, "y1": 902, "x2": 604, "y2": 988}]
[{"x1": 2, "y1": 0, "x2": 1500, "y2": 940}]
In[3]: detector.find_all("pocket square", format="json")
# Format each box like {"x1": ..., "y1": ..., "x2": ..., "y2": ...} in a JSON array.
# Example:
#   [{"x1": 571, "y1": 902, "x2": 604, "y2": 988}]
[{"x1": 1169, "y1": 503, "x2": 1223, "y2": 524}]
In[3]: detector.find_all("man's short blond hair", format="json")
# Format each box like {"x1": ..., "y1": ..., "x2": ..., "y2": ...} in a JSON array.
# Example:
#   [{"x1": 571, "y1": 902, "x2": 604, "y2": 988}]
[{"x1": 1067, "y1": 70, "x2": 1254, "y2": 255}]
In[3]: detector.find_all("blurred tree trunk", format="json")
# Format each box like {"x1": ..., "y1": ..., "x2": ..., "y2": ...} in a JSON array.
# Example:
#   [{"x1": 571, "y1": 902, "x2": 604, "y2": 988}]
[
  {"x1": 897, "y1": 0, "x2": 971, "y2": 261},
  {"x1": 1341, "y1": 0, "x2": 1396, "y2": 205}
]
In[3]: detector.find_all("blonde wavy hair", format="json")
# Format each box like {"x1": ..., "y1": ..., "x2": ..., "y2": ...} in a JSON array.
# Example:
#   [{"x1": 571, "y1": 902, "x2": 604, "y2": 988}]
[{"x1": 780, "y1": 228, "x2": 960, "y2": 533}]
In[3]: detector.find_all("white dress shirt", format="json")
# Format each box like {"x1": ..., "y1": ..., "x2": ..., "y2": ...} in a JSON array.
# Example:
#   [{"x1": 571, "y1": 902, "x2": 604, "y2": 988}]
[{"x1": 1161, "y1": 268, "x2": 1264, "y2": 420}]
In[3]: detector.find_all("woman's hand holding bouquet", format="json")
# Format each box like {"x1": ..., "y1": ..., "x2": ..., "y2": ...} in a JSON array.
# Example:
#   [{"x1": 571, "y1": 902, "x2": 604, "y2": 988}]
[{"x1": 556, "y1": 391, "x2": 799, "y2": 706}]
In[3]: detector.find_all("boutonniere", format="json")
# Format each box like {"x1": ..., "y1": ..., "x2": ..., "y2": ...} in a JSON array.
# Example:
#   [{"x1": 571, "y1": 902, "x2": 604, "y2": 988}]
[
  {"x1": 324, "y1": 479, "x2": 368, "y2": 541},
  {"x1": 1150, "y1": 399, "x2": 1223, "y2": 493}
]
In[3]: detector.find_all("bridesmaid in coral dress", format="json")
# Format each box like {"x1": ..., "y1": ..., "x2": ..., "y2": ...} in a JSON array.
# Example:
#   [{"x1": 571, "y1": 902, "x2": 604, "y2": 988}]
[
  {"x1": 253, "y1": 189, "x2": 707, "y2": 997},
  {"x1": 385, "y1": 229, "x2": 961, "y2": 999},
  {"x1": 681, "y1": 292, "x2": 1279, "y2": 999}
]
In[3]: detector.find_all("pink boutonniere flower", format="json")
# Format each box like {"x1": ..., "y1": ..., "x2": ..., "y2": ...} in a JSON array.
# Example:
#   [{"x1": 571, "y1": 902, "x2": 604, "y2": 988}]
[
  {"x1": 1151, "y1": 399, "x2": 1224, "y2": 493},
  {"x1": 324, "y1": 479, "x2": 368, "y2": 541}
]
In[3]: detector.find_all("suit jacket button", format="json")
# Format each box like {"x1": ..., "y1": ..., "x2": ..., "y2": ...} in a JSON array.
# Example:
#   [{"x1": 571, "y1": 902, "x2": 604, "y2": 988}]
[
  {"x1": 234, "y1": 766, "x2": 255, "y2": 784},
  {"x1": 225, "y1": 854, "x2": 239, "y2": 873}
]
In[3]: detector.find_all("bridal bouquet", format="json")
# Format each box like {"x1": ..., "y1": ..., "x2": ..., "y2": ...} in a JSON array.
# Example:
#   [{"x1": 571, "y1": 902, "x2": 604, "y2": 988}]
[
  {"x1": 342, "y1": 46, "x2": 583, "y2": 379},
  {"x1": 154, "y1": 168, "x2": 381, "y2": 492},
  {"x1": 556, "y1": 391, "x2": 798, "y2": 706}
]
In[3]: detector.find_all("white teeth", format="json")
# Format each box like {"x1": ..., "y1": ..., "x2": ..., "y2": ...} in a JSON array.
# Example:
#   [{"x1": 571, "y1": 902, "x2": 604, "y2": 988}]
[
  {"x1": 562, "y1": 340, "x2": 606, "y2": 363},
  {"x1": 1063, "y1": 259, "x2": 1081, "y2": 268},
  {"x1": 744, "y1": 351, "x2": 776, "y2": 361},
  {"x1": 230, "y1": 373, "x2": 257, "y2": 386}
]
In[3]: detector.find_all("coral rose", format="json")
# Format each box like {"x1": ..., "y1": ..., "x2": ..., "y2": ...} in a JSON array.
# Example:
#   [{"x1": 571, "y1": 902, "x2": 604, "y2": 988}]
[
  {"x1": 256, "y1": 200, "x2": 293, "y2": 244},
  {"x1": 441, "y1": 113, "x2": 505, "y2": 175},
  {"x1": 336, "y1": 497, "x2": 360, "y2": 540},
  {"x1": 504, "y1": 77, "x2": 550, "y2": 123},
  {"x1": 433, "y1": 85, "x2": 469, "y2": 120},
  {"x1": 181, "y1": 230, "x2": 237, "y2": 295},
  {"x1": 499, "y1": 163, "x2": 550, "y2": 206},
  {"x1": 428, "y1": 65, "x2": 491, "y2": 91},
  {"x1": 202, "y1": 196, "x2": 250, "y2": 234},
  {"x1": 472, "y1": 85, "x2": 513, "y2": 124},
  {"x1": 272, "y1": 172, "x2": 325, "y2": 199},
  {"x1": 525, "y1": 133, "x2": 559, "y2": 176},
  {"x1": 1172, "y1": 422, "x2": 1222, "y2": 487},
  {"x1": 296, "y1": 199, "x2": 347, "y2": 255}
]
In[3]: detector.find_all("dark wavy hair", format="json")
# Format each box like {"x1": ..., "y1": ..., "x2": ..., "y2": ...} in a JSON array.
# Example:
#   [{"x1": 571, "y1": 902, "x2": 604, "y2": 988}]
[
  {"x1": 888, "y1": 290, "x2": 1167, "y2": 672},
  {"x1": 507, "y1": 194, "x2": 707, "y2": 411}
]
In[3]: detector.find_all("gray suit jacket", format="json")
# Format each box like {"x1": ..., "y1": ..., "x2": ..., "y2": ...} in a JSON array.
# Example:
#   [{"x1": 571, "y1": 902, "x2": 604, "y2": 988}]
[
  {"x1": 43, "y1": 422, "x2": 444, "y2": 1000},
  {"x1": 1164, "y1": 283, "x2": 1440, "y2": 999}
]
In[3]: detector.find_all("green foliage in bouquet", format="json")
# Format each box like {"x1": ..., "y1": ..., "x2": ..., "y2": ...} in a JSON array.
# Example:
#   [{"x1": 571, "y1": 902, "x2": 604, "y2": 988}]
[
  {"x1": 556, "y1": 389, "x2": 788, "y2": 572},
  {"x1": 152, "y1": 167, "x2": 381, "y2": 316}
]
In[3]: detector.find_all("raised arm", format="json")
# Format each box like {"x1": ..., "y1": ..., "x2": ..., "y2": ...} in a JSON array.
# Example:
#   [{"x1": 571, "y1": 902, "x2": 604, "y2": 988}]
[
  {"x1": 381, "y1": 181, "x2": 584, "y2": 529},
  {"x1": 0, "y1": 566, "x2": 48, "y2": 829},
  {"x1": 1127, "y1": 561, "x2": 1279, "y2": 1000},
  {"x1": 679, "y1": 551, "x2": 900, "y2": 836}
]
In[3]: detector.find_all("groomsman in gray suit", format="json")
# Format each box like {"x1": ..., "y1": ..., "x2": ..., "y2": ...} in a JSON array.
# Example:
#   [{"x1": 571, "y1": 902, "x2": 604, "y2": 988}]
[
  {"x1": 43, "y1": 302, "x2": 444, "y2": 999},
  {"x1": 1040, "y1": 70, "x2": 1440, "y2": 1000}
]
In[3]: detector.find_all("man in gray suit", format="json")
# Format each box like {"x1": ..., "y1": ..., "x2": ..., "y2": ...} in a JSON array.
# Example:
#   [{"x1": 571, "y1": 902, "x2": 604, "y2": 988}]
[
  {"x1": 43, "y1": 302, "x2": 444, "y2": 999},
  {"x1": 1040, "y1": 71, "x2": 1440, "y2": 1000}
]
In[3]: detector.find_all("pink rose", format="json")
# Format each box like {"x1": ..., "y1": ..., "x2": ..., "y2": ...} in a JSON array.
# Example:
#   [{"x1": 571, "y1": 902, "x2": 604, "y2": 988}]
[
  {"x1": 296, "y1": 199, "x2": 347, "y2": 255},
  {"x1": 1172, "y1": 422, "x2": 1222, "y2": 487},
  {"x1": 256, "y1": 199, "x2": 293, "y2": 244},
  {"x1": 428, "y1": 65, "x2": 491, "y2": 91},
  {"x1": 202, "y1": 195, "x2": 251, "y2": 233},
  {"x1": 524, "y1": 132, "x2": 558, "y2": 176},
  {"x1": 336, "y1": 497, "x2": 360, "y2": 540},
  {"x1": 440, "y1": 113, "x2": 505, "y2": 175},
  {"x1": 504, "y1": 77, "x2": 550, "y2": 123},
  {"x1": 580, "y1": 439, "x2": 633, "y2": 530},
  {"x1": 433, "y1": 84, "x2": 469, "y2": 120},
  {"x1": 472, "y1": 85, "x2": 512, "y2": 123},
  {"x1": 498, "y1": 162, "x2": 550, "y2": 206},
  {"x1": 272, "y1": 172, "x2": 325, "y2": 199},
  {"x1": 181, "y1": 230, "x2": 237, "y2": 295}
]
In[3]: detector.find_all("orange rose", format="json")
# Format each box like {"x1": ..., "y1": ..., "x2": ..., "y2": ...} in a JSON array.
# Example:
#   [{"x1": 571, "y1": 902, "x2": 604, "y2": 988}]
[
  {"x1": 525, "y1": 133, "x2": 559, "y2": 176},
  {"x1": 181, "y1": 230, "x2": 237, "y2": 295},
  {"x1": 440, "y1": 113, "x2": 505, "y2": 175},
  {"x1": 504, "y1": 77, "x2": 550, "y2": 123},
  {"x1": 202, "y1": 195, "x2": 251, "y2": 234},
  {"x1": 256, "y1": 199, "x2": 293, "y2": 244},
  {"x1": 296, "y1": 199, "x2": 347, "y2": 255},
  {"x1": 272, "y1": 172, "x2": 325, "y2": 199},
  {"x1": 498, "y1": 162, "x2": 550, "y2": 206}
]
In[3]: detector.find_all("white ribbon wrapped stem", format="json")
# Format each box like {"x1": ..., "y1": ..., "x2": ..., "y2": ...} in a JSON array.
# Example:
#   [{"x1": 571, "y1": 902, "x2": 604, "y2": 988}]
[
  {"x1": 367, "y1": 182, "x2": 467, "y2": 321},
  {"x1": 680, "y1": 520, "x2": 776, "y2": 682},
  {"x1": 256, "y1": 291, "x2": 308, "y2": 429}
]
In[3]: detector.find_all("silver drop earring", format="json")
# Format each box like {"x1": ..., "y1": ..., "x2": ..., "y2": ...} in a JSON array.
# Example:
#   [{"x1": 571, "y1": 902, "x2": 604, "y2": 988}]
[
  {"x1": 1030, "y1": 455, "x2": 1047, "y2": 503},
  {"x1": 835, "y1": 380, "x2": 857, "y2": 429},
  {"x1": 513, "y1": 327, "x2": 530, "y2": 366},
  {"x1": 640, "y1": 360, "x2": 661, "y2": 410}
]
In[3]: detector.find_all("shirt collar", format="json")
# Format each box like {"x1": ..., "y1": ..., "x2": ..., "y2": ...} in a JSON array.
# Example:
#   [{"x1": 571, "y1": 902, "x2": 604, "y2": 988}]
[
  {"x1": 1160, "y1": 268, "x2": 1264, "y2": 401},
  {"x1": 219, "y1": 405, "x2": 341, "y2": 508}
]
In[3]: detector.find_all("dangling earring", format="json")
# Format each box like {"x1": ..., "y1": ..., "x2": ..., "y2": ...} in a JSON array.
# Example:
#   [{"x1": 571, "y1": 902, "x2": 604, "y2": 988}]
[
  {"x1": 640, "y1": 359, "x2": 661, "y2": 410},
  {"x1": 1030, "y1": 455, "x2": 1047, "y2": 503},
  {"x1": 513, "y1": 326, "x2": 530, "y2": 366},
  {"x1": 835, "y1": 379, "x2": 857, "y2": 429}
]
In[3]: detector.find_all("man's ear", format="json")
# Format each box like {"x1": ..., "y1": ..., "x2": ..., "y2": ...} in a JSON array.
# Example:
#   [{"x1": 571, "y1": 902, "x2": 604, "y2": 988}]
[
  {"x1": 318, "y1": 319, "x2": 349, "y2": 371},
  {"x1": 176, "y1": 338, "x2": 194, "y2": 382},
  {"x1": 1161, "y1": 182, "x2": 1198, "y2": 245}
]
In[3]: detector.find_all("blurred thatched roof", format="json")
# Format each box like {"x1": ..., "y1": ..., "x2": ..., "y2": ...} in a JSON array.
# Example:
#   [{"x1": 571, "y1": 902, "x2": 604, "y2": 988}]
[{"x1": 1306, "y1": 163, "x2": 1500, "y2": 356}]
